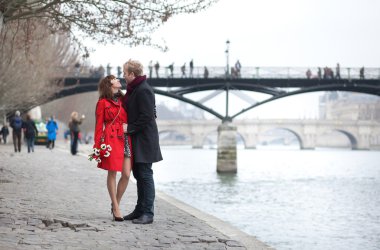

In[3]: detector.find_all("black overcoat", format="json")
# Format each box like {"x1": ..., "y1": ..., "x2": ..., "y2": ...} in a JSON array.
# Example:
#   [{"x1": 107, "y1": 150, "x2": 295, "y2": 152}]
[{"x1": 126, "y1": 80, "x2": 163, "y2": 163}]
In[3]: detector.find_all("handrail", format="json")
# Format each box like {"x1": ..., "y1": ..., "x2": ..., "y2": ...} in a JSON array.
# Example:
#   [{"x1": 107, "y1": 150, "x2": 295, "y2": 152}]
[{"x1": 60, "y1": 65, "x2": 380, "y2": 80}]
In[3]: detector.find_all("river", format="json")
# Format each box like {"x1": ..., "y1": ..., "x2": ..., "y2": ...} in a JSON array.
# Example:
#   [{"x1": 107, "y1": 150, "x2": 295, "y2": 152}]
[{"x1": 153, "y1": 147, "x2": 380, "y2": 250}]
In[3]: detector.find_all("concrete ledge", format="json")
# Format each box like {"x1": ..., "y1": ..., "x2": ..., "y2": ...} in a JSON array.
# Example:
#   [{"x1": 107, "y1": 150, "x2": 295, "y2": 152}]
[{"x1": 157, "y1": 190, "x2": 274, "y2": 250}]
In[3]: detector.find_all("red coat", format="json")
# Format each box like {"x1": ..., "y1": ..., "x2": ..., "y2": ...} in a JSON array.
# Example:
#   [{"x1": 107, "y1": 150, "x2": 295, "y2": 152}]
[{"x1": 94, "y1": 98, "x2": 131, "y2": 172}]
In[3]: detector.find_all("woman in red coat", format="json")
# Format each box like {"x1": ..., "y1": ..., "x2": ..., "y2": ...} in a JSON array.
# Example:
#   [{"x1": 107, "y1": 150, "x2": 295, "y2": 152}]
[{"x1": 94, "y1": 75, "x2": 132, "y2": 221}]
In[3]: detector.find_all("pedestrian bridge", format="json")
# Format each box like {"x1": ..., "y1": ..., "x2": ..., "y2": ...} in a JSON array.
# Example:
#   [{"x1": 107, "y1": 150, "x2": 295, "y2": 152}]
[
  {"x1": 53, "y1": 66, "x2": 380, "y2": 122},
  {"x1": 157, "y1": 119, "x2": 380, "y2": 150}
]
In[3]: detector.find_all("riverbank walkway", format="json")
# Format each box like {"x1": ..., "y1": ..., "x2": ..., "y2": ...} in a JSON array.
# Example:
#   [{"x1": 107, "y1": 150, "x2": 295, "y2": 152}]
[{"x1": 0, "y1": 143, "x2": 272, "y2": 249}]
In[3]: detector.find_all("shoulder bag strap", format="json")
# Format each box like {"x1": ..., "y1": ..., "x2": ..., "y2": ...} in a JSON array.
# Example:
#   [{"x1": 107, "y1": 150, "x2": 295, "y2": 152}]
[{"x1": 101, "y1": 102, "x2": 122, "y2": 143}]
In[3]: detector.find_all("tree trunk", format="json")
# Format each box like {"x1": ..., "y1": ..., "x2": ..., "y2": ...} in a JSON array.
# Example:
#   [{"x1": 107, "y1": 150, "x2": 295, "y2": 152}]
[{"x1": 0, "y1": 12, "x2": 3, "y2": 33}]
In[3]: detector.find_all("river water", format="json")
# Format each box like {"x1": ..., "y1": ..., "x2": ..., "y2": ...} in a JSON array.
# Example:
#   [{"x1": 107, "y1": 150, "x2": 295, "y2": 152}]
[{"x1": 153, "y1": 147, "x2": 380, "y2": 250}]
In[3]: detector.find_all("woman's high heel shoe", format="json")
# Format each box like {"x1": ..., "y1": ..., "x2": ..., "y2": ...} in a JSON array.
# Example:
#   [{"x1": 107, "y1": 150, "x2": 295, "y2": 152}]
[{"x1": 111, "y1": 203, "x2": 124, "y2": 222}]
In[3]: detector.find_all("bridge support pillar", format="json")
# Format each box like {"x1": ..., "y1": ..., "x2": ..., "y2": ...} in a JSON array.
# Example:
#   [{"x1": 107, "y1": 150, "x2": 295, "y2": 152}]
[
  {"x1": 217, "y1": 123, "x2": 237, "y2": 173},
  {"x1": 302, "y1": 125, "x2": 317, "y2": 150},
  {"x1": 243, "y1": 131, "x2": 259, "y2": 149},
  {"x1": 357, "y1": 125, "x2": 371, "y2": 150},
  {"x1": 192, "y1": 133, "x2": 204, "y2": 148}
]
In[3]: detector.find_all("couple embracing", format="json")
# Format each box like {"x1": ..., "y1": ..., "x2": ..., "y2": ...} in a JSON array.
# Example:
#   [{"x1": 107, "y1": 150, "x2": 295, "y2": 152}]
[{"x1": 93, "y1": 59, "x2": 162, "y2": 224}]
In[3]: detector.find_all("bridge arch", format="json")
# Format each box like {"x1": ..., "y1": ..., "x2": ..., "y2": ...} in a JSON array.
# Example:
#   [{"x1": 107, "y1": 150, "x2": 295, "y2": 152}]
[
  {"x1": 158, "y1": 129, "x2": 191, "y2": 146},
  {"x1": 317, "y1": 129, "x2": 358, "y2": 150},
  {"x1": 202, "y1": 130, "x2": 218, "y2": 148},
  {"x1": 257, "y1": 127, "x2": 304, "y2": 149}
]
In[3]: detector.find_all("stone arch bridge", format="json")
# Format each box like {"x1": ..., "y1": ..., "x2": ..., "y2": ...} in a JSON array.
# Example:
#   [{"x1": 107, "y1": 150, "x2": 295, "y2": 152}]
[{"x1": 157, "y1": 119, "x2": 380, "y2": 150}]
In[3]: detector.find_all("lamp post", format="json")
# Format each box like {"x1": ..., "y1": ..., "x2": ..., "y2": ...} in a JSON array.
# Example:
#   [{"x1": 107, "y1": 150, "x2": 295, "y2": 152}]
[
  {"x1": 224, "y1": 39, "x2": 230, "y2": 120},
  {"x1": 225, "y1": 40, "x2": 230, "y2": 77}
]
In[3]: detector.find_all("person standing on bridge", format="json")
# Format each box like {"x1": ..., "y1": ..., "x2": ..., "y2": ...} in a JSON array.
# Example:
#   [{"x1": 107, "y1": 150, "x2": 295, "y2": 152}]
[
  {"x1": 189, "y1": 59, "x2": 194, "y2": 78},
  {"x1": 148, "y1": 60, "x2": 153, "y2": 78},
  {"x1": 306, "y1": 69, "x2": 312, "y2": 79},
  {"x1": 336, "y1": 63, "x2": 341, "y2": 79},
  {"x1": 117, "y1": 66, "x2": 122, "y2": 78},
  {"x1": 204, "y1": 66, "x2": 209, "y2": 79},
  {"x1": 122, "y1": 59, "x2": 162, "y2": 224},
  {"x1": 181, "y1": 63, "x2": 186, "y2": 78},
  {"x1": 168, "y1": 63, "x2": 174, "y2": 78},
  {"x1": 235, "y1": 60, "x2": 242, "y2": 78},
  {"x1": 154, "y1": 61, "x2": 160, "y2": 78},
  {"x1": 360, "y1": 67, "x2": 365, "y2": 79},
  {"x1": 94, "y1": 75, "x2": 132, "y2": 222}
]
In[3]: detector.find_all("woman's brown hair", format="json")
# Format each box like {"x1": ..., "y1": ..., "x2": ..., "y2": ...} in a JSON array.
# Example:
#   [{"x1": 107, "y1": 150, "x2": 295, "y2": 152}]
[{"x1": 98, "y1": 75, "x2": 124, "y2": 100}]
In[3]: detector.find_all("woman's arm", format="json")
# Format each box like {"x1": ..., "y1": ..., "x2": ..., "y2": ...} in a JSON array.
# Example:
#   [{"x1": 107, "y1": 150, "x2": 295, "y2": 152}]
[{"x1": 94, "y1": 100, "x2": 105, "y2": 148}]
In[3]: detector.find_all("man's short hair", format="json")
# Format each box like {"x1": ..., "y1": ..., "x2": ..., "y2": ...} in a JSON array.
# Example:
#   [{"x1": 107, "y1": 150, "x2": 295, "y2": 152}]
[{"x1": 124, "y1": 59, "x2": 143, "y2": 76}]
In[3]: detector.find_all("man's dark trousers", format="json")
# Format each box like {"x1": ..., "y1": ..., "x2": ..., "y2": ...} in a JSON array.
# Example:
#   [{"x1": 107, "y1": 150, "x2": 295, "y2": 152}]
[
  {"x1": 133, "y1": 162, "x2": 155, "y2": 217},
  {"x1": 12, "y1": 130, "x2": 21, "y2": 152},
  {"x1": 71, "y1": 131, "x2": 79, "y2": 155}
]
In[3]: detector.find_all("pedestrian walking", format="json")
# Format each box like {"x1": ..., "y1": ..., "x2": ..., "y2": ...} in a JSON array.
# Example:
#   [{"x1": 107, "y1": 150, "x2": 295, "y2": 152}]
[
  {"x1": 181, "y1": 63, "x2": 186, "y2": 78},
  {"x1": 98, "y1": 65, "x2": 105, "y2": 78},
  {"x1": 117, "y1": 66, "x2": 122, "y2": 78},
  {"x1": 64, "y1": 129, "x2": 70, "y2": 142},
  {"x1": 106, "y1": 63, "x2": 112, "y2": 75},
  {"x1": 0, "y1": 124, "x2": 9, "y2": 144},
  {"x1": 204, "y1": 66, "x2": 209, "y2": 79},
  {"x1": 189, "y1": 59, "x2": 194, "y2": 78},
  {"x1": 336, "y1": 63, "x2": 341, "y2": 79},
  {"x1": 93, "y1": 75, "x2": 132, "y2": 222},
  {"x1": 10, "y1": 110, "x2": 23, "y2": 153},
  {"x1": 148, "y1": 60, "x2": 153, "y2": 78},
  {"x1": 24, "y1": 114, "x2": 38, "y2": 153},
  {"x1": 235, "y1": 60, "x2": 242, "y2": 78},
  {"x1": 317, "y1": 67, "x2": 322, "y2": 79},
  {"x1": 74, "y1": 62, "x2": 81, "y2": 77},
  {"x1": 360, "y1": 67, "x2": 365, "y2": 79},
  {"x1": 306, "y1": 69, "x2": 312, "y2": 79},
  {"x1": 46, "y1": 116, "x2": 58, "y2": 150},
  {"x1": 154, "y1": 61, "x2": 160, "y2": 78},
  {"x1": 122, "y1": 59, "x2": 163, "y2": 224},
  {"x1": 168, "y1": 63, "x2": 174, "y2": 78},
  {"x1": 68, "y1": 111, "x2": 85, "y2": 155}
]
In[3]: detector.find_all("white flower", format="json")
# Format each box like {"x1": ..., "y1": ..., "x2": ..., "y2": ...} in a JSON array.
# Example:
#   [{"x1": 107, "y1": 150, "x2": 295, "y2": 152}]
[
  {"x1": 93, "y1": 148, "x2": 97, "y2": 154},
  {"x1": 100, "y1": 144, "x2": 107, "y2": 150},
  {"x1": 94, "y1": 149, "x2": 100, "y2": 156},
  {"x1": 107, "y1": 145, "x2": 112, "y2": 151},
  {"x1": 96, "y1": 158, "x2": 102, "y2": 163},
  {"x1": 104, "y1": 151, "x2": 110, "y2": 157}
]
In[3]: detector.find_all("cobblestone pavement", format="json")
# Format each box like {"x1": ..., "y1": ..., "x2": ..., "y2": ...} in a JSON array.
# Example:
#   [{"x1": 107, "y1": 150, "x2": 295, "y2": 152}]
[{"x1": 0, "y1": 143, "x2": 270, "y2": 250}]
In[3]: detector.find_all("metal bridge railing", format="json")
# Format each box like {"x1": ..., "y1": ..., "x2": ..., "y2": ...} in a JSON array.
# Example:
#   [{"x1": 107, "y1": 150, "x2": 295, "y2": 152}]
[{"x1": 61, "y1": 66, "x2": 380, "y2": 80}]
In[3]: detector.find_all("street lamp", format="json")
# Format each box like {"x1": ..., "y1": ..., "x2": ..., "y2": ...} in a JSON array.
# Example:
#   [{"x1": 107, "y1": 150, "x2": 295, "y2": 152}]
[{"x1": 225, "y1": 40, "x2": 230, "y2": 77}]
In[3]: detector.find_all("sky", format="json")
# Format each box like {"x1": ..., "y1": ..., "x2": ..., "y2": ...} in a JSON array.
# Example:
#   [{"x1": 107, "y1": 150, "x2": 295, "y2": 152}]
[{"x1": 82, "y1": 0, "x2": 380, "y2": 119}]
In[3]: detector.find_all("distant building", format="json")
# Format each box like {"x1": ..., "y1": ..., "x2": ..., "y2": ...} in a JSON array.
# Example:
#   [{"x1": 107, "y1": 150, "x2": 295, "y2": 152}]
[{"x1": 319, "y1": 92, "x2": 380, "y2": 121}]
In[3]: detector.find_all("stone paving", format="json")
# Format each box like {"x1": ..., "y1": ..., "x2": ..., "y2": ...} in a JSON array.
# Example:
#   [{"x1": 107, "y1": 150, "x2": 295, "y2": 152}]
[{"x1": 0, "y1": 143, "x2": 271, "y2": 249}]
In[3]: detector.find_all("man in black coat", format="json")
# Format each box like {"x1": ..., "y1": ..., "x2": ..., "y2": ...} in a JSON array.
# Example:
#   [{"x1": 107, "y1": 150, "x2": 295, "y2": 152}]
[{"x1": 122, "y1": 59, "x2": 163, "y2": 224}]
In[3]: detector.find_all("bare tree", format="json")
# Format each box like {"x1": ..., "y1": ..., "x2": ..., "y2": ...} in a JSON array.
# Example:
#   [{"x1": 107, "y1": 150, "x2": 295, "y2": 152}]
[
  {"x1": 1, "y1": 0, "x2": 216, "y2": 49},
  {"x1": 0, "y1": 19, "x2": 79, "y2": 119},
  {"x1": 0, "y1": 0, "x2": 216, "y2": 118}
]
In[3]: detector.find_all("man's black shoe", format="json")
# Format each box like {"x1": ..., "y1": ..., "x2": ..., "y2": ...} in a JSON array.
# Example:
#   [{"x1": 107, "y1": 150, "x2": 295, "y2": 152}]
[
  {"x1": 123, "y1": 211, "x2": 141, "y2": 221},
  {"x1": 132, "y1": 215, "x2": 153, "y2": 224}
]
